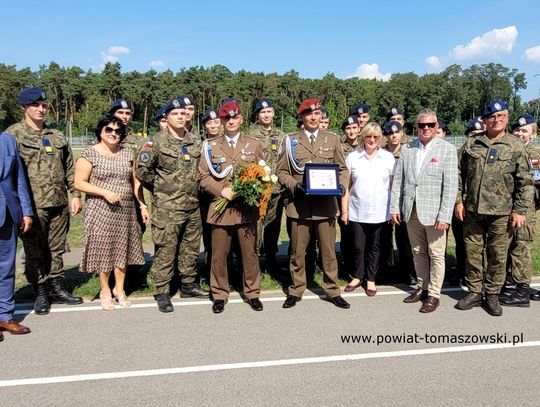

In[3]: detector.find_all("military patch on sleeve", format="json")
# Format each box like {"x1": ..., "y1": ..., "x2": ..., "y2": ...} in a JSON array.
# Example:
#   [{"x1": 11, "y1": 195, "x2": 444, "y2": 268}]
[
  {"x1": 146, "y1": 141, "x2": 153, "y2": 148},
  {"x1": 139, "y1": 152, "x2": 150, "y2": 163}
]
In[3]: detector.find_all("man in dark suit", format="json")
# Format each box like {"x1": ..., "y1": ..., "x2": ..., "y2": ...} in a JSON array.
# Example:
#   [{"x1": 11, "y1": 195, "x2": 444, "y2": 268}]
[
  {"x1": 0, "y1": 131, "x2": 33, "y2": 341},
  {"x1": 276, "y1": 98, "x2": 350, "y2": 309}
]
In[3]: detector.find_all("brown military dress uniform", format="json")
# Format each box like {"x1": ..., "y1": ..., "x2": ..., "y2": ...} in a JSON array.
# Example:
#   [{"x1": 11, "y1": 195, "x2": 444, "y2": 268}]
[
  {"x1": 199, "y1": 133, "x2": 264, "y2": 301},
  {"x1": 277, "y1": 129, "x2": 349, "y2": 298}
]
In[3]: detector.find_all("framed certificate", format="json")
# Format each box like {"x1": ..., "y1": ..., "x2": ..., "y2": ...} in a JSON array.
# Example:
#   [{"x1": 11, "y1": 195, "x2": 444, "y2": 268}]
[{"x1": 304, "y1": 163, "x2": 341, "y2": 195}]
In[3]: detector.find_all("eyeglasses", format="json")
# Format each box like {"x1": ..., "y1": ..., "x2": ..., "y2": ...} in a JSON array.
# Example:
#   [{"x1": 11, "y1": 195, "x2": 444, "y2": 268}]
[
  {"x1": 104, "y1": 126, "x2": 122, "y2": 135},
  {"x1": 486, "y1": 113, "x2": 508, "y2": 122},
  {"x1": 364, "y1": 135, "x2": 380, "y2": 140},
  {"x1": 417, "y1": 122, "x2": 437, "y2": 129}
]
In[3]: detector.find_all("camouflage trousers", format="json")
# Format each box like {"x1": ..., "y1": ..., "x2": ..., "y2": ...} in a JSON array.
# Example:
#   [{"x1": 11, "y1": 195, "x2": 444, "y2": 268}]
[
  {"x1": 257, "y1": 192, "x2": 284, "y2": 257},
  {"x1": 463, "y1": 212, "x2": 512, "y2": 294},
  {"x1": 506, "y1": 213, "x2": 535, "y2": 284},
  {"x1": 150, "y1": 207, "x2": 202, "y2": 294},
  {"x1": 21, "y1": 205, "x2": 69, "y2": 285}
]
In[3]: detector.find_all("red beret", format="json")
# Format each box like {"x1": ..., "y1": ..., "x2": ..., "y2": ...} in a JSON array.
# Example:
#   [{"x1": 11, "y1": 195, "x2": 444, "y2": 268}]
[
  {"x1": 297, "y1": 98, "x2": 322, "y2": 115},
  {"x1": 219, "y1": 101, "x2": 242, "y2": 118}
]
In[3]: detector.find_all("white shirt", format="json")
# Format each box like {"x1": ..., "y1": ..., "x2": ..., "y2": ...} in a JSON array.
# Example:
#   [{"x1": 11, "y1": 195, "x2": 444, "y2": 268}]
[
  {"x1": 346, "y1": 148, "x2": 395, "y2": 223},
  {"x1": 304, "y1": 129, "x2": 319, "y2": 143},
  {"x1": 225, "y1": 133, "x2": 240, "y2": 149},
  {"x1": 416, "y1": 139, "x2": 433, "y2": 175}
]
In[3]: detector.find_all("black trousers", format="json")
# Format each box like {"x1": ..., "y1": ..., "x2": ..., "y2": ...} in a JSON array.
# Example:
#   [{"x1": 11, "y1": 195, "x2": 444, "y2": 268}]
[{"x1": 350, "y1": 221, "x2": 386, "y2": 282}]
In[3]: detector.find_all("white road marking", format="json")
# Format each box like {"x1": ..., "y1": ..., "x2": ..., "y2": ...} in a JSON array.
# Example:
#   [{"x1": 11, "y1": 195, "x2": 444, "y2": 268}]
[
  {"x1": 1, "y1": 341, "x2": 539, "y2": 387},
  {"x1": 14, "y1": 283, "x2": 540, "y2": 314}
]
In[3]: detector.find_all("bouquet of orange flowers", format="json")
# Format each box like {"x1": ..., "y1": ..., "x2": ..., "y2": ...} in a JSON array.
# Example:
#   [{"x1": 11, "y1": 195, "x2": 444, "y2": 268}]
[{"x1": 213, "y1": 160, "x2": 278, "y2": 218}]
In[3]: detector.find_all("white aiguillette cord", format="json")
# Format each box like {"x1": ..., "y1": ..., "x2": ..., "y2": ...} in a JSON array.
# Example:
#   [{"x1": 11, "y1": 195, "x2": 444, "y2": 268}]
[
  {"x1": 202, "y1": 140, "x2": 233, "y2": 179},
  {"x1": 285, "y1": 134, "x2": 305, "y2": 175}
]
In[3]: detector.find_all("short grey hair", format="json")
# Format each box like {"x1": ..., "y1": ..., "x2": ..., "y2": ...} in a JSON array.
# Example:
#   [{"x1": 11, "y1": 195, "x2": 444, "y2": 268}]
[{"x1": 416, "y1": 108, "x2": 438, "y2": 123}]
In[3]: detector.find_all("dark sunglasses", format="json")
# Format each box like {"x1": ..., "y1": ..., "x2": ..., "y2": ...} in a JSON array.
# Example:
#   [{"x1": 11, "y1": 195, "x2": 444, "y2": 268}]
[
  {"x1": 104, "y1": 126, "x2": 122, "y2": 135},
  {"x1": 417, "y1": 122, "x2": 437, "y2": 129}
]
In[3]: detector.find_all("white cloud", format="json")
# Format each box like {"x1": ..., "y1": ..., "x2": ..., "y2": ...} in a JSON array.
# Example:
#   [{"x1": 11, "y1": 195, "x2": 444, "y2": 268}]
[
  {"x1": 348, "y1": 63, "x2": 391, "y2": 81},
  {"x1": 523, "y1": 45, "x2": 540, "y2": 63},
  {"x1": 100, "y1": 45, "x2": 130, "y2": 65},
  {"x1": 449, "y1": 26, "x2": 518, "y2": 60},
  {"x1": 425, "y1": 56, "x2": 442, "y2": 70},
  {"x1": 150, "y1": 60, "x2": 166, "y2": 69}
]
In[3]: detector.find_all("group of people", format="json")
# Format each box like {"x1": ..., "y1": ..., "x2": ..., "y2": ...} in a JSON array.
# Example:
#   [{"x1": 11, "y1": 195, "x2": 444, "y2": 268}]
[{"x1": 0, "y1": 85, "x2": 539, "y2": 342}]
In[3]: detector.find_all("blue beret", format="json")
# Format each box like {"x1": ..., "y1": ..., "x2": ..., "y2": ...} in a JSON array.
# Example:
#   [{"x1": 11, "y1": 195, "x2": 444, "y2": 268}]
[
  {"x1": 350, "y1": 102, "x2": 370, "y2": 115},
  {"x1": 163, "y1": 98, "x2": 187, "y2": 114},
  {"x1": 321, "y1": 107, "x2": 329, "y2": 119},
  {"x1": 481, "y1": 100, "x2": 508, "y2": 118},
  {"x1": 109, "y1": 99, "x2": 133, "y2": 113},
  {"x1": 202, "y1": 108, "x2": 219, "y2": 124},
  {"x1": 386, "y1": 107, "x2": 404, "y2": 120},
  {"x1": 254, "y1": 98, "x2": 273, "y2": 114},
  {"x1": 383, "y1": 120, "x2": 403, "y2": 135},
  {"x1": 154, "y1": 105, "x2": 167, "y2": 121},
  {"x1": 341, "y1": 116, "x2": 359, "y2": 130},
  {"x1": 465, "y1": 117, "x2": 485, "y2": 135},
  {"x1": 177, "y1": 95, "x2": 194, "y2": 106},
  {"x1": 438, "y1": 120, "x2": 447, "y2": 131},
  {"x1": 19, "y1": 87, "x2": 47, "y2": 105},
  {"x1": 511, "y1": 113, "x2": 536, "y2": 131}
]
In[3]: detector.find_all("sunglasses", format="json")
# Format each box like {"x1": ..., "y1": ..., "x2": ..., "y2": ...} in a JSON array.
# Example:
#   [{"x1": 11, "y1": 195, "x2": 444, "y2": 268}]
[
  {"x1": 417, "y1": 122, "x2": 437, "y2": 129},
  {"x1": 364, "y1": 135, "x2": 380, "y2": 140},
  {"x1": 104, "y1": 126, "x2": 122, "y2": 135}
]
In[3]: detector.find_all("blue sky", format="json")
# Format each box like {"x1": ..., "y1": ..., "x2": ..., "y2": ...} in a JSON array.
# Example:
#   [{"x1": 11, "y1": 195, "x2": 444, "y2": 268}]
[{"x1": 2, "y1": 0, "x2": 540, "y2": 101}]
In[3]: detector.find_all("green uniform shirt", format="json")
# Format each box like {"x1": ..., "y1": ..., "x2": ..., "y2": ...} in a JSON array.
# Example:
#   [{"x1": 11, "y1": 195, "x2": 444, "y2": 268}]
[
  {"x1": 135, "y1": 128, "x2": 201, "y2": 210},
  {"x1": 458, "y1": 132, "x2": 534, "y2": 216},
  {"x1": 6, "y1": 120, "x2": 80, "y2": 208}
]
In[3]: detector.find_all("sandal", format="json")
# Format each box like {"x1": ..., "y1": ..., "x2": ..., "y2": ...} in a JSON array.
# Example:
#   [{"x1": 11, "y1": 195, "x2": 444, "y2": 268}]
[
  {"x1": 100, "y1": 291, "x2": 115, "y2": 311},
  {"x1": 113, "y1": 288, "x2": 132, "y2": 308}
]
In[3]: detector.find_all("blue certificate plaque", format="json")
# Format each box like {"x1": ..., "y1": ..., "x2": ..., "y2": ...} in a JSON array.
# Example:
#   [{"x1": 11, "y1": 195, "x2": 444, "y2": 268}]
[{"x1": 304, "y1": 163, "x2": 341, "y2": 195}]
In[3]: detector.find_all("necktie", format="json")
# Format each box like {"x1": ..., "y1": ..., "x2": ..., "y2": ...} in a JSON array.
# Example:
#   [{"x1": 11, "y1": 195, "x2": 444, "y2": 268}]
[
  {"x1": 309, "y1": 133, "x2": 315, "y2": 145},
  {"x1": 229, "y1": 139, "x2": 235, "y2": 150}
]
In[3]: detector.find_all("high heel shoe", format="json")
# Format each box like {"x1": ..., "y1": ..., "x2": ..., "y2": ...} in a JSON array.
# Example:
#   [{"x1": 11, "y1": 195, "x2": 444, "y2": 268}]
[
  {"x1": 112, "y1": 288, "x2": 132, "y2": 308},
  {"x1": 100, "y1": 291, "x2": 115, "y2": 311}
]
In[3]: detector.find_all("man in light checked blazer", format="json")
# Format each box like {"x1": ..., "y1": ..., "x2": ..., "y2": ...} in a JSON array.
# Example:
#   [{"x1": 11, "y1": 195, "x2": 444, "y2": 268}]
[{"x1": 390, "y1": 109, "x2": 458, "y2": 313}]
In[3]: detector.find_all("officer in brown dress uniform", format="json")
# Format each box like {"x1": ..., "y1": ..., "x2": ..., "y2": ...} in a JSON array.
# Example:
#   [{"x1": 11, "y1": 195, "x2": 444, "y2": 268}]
[
  {"x1": 277, "y1": 98, "x2": 350, "y2": 309},
  {"x1": 199, "y1": 100, "x2": 265, "y2": 314}
]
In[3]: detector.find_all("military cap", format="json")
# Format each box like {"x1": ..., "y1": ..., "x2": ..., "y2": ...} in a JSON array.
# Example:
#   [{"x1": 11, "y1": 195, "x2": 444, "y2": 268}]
[
  {"x1": 297, "y1": 98, "x2": 322, "y2": 115},
  {"x1": 109, "y1": 98, "x2": 133, "y2": 113},
  {"x1": 18, "y1": 87, "x2": 47, "y2": 105},
  {"x1": 350, "y1": 102, "x2": 370, "y2": 116},
  {"x1": 386, "y1": 107, "x2": 404, "y2": 120},
  {"x1": 321, "y1": 107, "x2": 329, "y2": 119},
  {"x1": 178, "y1": 95, "x2": 194, "y2": 106},
  {"x1": 219, "y1": 101, "x2": 242, "y2": 118},
  {"x1": 254, "y1": 98, "x2": 273, "y2": 114},
  {"x1": 511, "y1": 113, "x2": 536, "y2": 131},
  {"x1": 481, "y1": 100, "x2": 508, "y2": 118},
  {"x1": 154, "y1": 105, "x2": 167, "y2": 121},
  {"x1": 383, "y1": 120, "x2": 403, "y2": 135},
  {"x1": 341, "y1": 116, "x2": 359, "y2": 130},
  {"x1": 438, "y1": 120, "x2": 447, "y2": 131},
  {"x1": 202, "y1": 108, "x2": 219, "y2": 124},
  {"x1": 465, "y1": 117, "x2": 485, "y2": 135},
  {"x1": 163, "y1": 98, "x2": 187, "y2": 115}
]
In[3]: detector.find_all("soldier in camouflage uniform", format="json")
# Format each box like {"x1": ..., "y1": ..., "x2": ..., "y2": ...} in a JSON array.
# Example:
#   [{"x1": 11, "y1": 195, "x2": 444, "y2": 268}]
[
  {"x1": 180, "y1": 95, "x2": 201, "y2": 140},
  {"x1": 135, "y1": 97, "x2": 208, "y2": 313},
  {"x1": 154, "y1": 105, "x2": 167, "y2": 131},
  {"x1": 386, "y1": 107, "x2": 410, "y2": 145},
  {"x1": 248, "y1": 98, "x2": 286, "y2": 274},
  {"x1": 381, "y1": 120, "x2": 416, "y2": 285},
  {"x1": 7, "y1": 87, "x2": 83, "y2": 315},
  {"x1": 501, "y1": 114, "x2": 540, "y2": 306},
  {"x1": 455, "y1": 101, "x2": 534, "y2": 316}
]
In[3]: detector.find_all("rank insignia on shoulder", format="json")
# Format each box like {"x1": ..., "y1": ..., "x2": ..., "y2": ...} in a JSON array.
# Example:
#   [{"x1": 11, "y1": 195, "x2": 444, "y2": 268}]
[
  {"x1": 182, "y1": 147, "x2": 191, "y2": 162},
  {"x1": 139, "y1": 152, "x2": 150, "y2": 163},
  {"x1": 42, "y1": 138, "x2": 54, "y2": 155}
]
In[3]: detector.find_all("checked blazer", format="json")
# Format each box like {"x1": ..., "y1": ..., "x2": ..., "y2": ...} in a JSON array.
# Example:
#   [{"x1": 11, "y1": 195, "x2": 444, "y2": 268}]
[{"x1": 390, "y1": 137, "x2": 458, "y2": 225}]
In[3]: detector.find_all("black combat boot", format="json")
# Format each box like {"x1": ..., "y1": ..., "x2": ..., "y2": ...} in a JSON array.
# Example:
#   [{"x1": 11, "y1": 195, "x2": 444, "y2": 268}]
[
  {"x1": 154, "y1": 293, "x2": 174, "y2": 313},
  {"x1": 33, "y1": 283, "x2": 51, "y2": 315},
  {"x1": 483, "y1": 294, "x2": 503, "y2": 316},
  {"x1": 500, "y1": 273, "x2": 516, "y2": 296},
  {"x1": 500, "y1": 283, "x2": 530, "y2": 307},
  {"x1": 48, "y1": 277, "x2": 83, "y2": 304},
  {"x1": 180, "y1": 283, "x2": 210, "y2": 298}
]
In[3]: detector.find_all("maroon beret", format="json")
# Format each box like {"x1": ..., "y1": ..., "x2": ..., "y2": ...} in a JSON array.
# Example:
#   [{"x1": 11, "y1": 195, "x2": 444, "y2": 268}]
[
  {"x1": 297, "y1": 98, "x2": 322, "y2": 115},
  {"x1": 219, "y1": 101, "x2": 242, "y2": 118}
]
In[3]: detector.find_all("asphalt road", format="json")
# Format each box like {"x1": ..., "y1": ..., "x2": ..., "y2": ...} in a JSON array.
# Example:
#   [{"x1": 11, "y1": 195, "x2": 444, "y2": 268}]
[{"x1": 1, "y1": 282, "x2": 539, "y2": 406}]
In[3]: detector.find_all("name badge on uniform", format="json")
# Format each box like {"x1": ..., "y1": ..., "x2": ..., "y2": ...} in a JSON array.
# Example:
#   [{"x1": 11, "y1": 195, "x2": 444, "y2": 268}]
[
  {"x1": 271, "y1": 138, "x2": 278, "y2": 151},
  {"x1": 181, "y1": 147, "x2": 191, "y2": 162},
  {"x1": 42, "y1": 138, "x2": 54, "y2": 155},
  {"x1": 486, "y1": 148, "x2": 497, "y2": 164}
]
